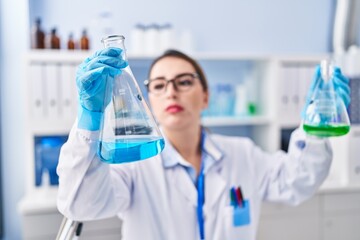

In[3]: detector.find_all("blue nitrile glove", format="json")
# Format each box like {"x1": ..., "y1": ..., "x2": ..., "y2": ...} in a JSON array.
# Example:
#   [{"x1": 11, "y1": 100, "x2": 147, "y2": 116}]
[
  {"x1": 301, "y1": 65, "x2": 351, "y2": 119},
  {"x1": 76, "y1": 47, "x2": 128, "y2": 131}
]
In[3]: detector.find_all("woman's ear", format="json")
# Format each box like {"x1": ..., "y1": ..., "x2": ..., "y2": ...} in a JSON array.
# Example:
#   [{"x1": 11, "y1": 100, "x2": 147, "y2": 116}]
[{"x1": 202, "y1": 91, "x2": 209, "y2": 109}]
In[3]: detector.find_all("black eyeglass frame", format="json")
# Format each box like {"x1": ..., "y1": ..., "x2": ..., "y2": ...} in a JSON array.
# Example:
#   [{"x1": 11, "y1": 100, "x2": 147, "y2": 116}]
[{"x1": 144, "y1": 72, "x2": 199, "y2": 94}]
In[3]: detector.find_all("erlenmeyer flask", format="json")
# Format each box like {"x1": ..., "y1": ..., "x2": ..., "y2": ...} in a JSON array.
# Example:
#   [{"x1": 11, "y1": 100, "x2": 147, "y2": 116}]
[
  {"x1": 303, "y1": 60, "x2": 350, "y2": 137},
  {"x1": 98, "y1": 35, "x2": 165, "y2": 163}
]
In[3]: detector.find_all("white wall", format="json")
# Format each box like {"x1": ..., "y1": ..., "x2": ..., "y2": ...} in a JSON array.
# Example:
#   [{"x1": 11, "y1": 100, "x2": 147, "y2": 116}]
[
  {"x1": 29, "y1": 0, "x2": 336, "y2": 53},
  {"x1": 0, "y1": 0, "x2": 29, "y2": 240}
]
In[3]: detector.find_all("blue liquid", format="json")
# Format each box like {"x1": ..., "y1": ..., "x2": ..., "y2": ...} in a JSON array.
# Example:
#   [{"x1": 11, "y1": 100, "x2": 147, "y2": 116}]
[{"x1": 98, "y1": 137, "x2": 165, "y2": 164}]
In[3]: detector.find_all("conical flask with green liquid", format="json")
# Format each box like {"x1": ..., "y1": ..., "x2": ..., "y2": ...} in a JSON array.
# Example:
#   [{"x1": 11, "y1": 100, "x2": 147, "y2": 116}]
[{"x1": 303, "y1": 60, "x2": 350, "y2": 137}]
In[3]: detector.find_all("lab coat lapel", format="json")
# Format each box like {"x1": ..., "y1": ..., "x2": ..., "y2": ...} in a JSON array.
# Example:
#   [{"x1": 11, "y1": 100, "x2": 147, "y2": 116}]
[
  {"x1": 205, "y1": 162, "x2": 227, "y2": 209},
  {"x1": 173, "y1": 166, "x2": 198, "y2": 207},
  {"x1": 203, "y1": 134, "x2": 227, "y2": 209},
  {"x1": 161, "y1": 138, "x2": 198, "y2": 207}
]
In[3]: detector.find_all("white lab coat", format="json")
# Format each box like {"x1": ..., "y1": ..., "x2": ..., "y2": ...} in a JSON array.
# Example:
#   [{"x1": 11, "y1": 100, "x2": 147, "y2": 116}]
[{"x1": 57, "y1": 123, "x2": 332, "y2": 240}]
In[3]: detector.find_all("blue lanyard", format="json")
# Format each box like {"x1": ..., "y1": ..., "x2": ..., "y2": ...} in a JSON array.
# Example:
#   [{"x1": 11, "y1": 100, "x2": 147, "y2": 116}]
[{"x1": 197, "y1": 132, "x2": 205, "y2": 240}]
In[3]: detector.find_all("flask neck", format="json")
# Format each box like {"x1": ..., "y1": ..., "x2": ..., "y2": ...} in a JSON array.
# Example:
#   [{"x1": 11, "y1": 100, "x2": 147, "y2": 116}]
[
  {"x1": 101, "y1": 35, "x2": 127, "y2": 60},
  {"x1": 320, "y1": 60, "x2": 334, "y2": 83}
]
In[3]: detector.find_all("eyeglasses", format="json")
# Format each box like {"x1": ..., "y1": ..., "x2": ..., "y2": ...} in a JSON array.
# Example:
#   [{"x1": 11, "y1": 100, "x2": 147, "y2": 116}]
[{"x1": 144, "y1": 73, "x2": 199, "y2": 95}]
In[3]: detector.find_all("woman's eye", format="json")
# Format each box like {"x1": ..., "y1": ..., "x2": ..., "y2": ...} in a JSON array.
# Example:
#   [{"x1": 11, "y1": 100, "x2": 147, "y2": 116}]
[
  {"x1": 178, "y1": 79, "x2": 193, "y2": 86},
  {"x1": 152, "y1": 82, "x2": 165, "y2": 90}
]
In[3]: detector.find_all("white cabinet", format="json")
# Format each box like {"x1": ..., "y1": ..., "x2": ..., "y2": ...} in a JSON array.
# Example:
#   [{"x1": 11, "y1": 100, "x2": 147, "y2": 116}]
[
  {"x1": 321, "y1": 191, "x2": 360, "y2": 240},
  {"x1": 257, "y1": 189, "x2": 360, "y2": 240},
  {"x1": 20, "y1": 50, "x2": 124, "y2": 240},
  {"x1": 258, "y1": 196, "x2": 321, "y2": 240}
]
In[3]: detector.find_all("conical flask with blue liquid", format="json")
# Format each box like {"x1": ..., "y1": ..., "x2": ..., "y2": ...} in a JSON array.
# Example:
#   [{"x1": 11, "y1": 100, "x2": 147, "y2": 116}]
[
  {"x1": 303, "y1": 60, "x2": 350, "y2": 137},
  {"x1": 98, "y1": 35, "x2": 165, "y2": 163}
]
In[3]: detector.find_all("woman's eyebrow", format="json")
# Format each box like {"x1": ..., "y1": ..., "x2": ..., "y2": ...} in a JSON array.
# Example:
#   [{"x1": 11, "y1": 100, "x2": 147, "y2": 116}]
[
  {"x1": 150, "y1": 76, "x2": 166, "y2": 81},
  {"x1": 150, "y1": 72, "x2": 193, "y2": 81}
]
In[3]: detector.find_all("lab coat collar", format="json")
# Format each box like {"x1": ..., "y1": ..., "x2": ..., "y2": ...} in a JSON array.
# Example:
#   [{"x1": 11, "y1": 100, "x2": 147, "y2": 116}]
[
  {"x1": 202, "y1": 129, "x2": 224, "y2": 166},
  {"x1": 161, "y1": 128, "x2": 224, "y2": 169},
  {"x1": 161, "y1": 137, "x2": 191, "y2": 169}
]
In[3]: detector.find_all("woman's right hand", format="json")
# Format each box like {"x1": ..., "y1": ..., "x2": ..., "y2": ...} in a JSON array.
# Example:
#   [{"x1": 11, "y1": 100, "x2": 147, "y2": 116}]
[{"x1": 76, "y1": 47, "x2": 128, "y2": 130}]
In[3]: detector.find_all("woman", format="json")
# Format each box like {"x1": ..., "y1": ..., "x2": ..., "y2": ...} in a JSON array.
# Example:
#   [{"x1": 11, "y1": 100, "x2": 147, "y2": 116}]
[{"x1": 57, "y1": 48, "x2": 350, "y2": 240}]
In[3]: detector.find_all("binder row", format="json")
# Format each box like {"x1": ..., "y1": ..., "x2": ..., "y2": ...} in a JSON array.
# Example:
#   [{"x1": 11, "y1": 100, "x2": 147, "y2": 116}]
[
  {"x1": 277, "y1": 63, "x2": 318, "y2": 128},
  {"x1": 29, "y1": 63, "x2": 78, "y2": 121},
  {"x1": 349, "y1": 77, "x2": 360, "y2": 124}
]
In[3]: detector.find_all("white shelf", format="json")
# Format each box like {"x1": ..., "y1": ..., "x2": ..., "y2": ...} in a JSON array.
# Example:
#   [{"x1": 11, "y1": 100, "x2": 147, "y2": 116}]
[
  {"x1": 27, "y1": 49, "x2": 91, "y2": 63},
  {"x1": 18, "y1": 187, "x2": 58, "y2": 214},
  {"x1": 29, "y1": 120, "x2": 73, "y2": 135},
  {"x1": 27, "y1": 50, "x2": 272, "y2": 62},
  {"x1": 202, "y1": 115, "x2": 271, "y2": 127},
  {"x1": 319, "y1": 181, "x2": 360, "y2": 194},
  {"x1": 26, "y1": 50, "x2": 329, "y2": 63}
]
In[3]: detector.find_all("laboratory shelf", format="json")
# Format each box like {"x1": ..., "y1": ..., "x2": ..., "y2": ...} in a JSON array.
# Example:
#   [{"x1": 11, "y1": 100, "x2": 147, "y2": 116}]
[
  {"x1": 201, "y1": 115, "x2": 271, "y2": 127},
  {"x1": 319, "y1": 181, "x2": 360, "y2": 194},
  {"x1": 18, "y1": 188, "x2": 58, "y2": 214},
  {"x1": 29, "y1": 120, "x2": 74, "y2": 135},
  {"x1": 26, "y1": 50, "x2": 328, "y2": 62},
  {"x1": 27, "y1": 50, "x2": 272, "y2": 62},
  {"x1": 27, "y1": 49, "x2": 90, "y2": 63}
]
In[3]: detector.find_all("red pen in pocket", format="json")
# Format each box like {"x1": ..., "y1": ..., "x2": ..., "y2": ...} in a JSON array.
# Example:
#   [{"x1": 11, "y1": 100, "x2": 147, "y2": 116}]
[{"x1": 235, "y1": 187, "x2": 244, "y2": 208}]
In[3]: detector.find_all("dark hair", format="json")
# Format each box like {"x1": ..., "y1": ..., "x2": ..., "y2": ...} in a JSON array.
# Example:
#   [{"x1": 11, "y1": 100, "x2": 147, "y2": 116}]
[{"x1": 147, "y1": 49, "x2": 208, "y2": 92}]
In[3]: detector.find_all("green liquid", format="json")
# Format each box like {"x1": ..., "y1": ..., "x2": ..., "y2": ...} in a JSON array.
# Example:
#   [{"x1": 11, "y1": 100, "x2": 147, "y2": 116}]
[{"x1": 303, "y1": 124, "x2": 350, "y2": 137}]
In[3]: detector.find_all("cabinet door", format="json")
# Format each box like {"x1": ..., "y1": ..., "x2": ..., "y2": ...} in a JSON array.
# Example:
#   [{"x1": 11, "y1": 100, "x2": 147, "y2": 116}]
[
  {"x1": 322, "y1": 192, "x2": 360, "y2": 240},
  {"x1": 258, "y1": 198, "x2": 320, "y2": 240},
  {"x1": 258, "y1": 215, "x2": 320, "y2": 240},
  {"x1": 323, "y1": 215, "x2": 360, "y2": 240}
]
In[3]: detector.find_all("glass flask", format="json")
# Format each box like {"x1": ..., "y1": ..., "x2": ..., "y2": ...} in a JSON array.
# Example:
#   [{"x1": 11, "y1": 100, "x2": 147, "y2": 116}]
[
  {"x1": 98, "y1": 35, "x2": 165, "y2": 163},
  {"x1": 303, "y1": 60, "x2": 350, "y2": 137}
]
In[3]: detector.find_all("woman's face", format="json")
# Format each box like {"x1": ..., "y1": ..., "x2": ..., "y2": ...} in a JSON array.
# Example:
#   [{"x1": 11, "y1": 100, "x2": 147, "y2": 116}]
[{"x1": 148, "y1": 56, "x2": 208, "y2": 131}]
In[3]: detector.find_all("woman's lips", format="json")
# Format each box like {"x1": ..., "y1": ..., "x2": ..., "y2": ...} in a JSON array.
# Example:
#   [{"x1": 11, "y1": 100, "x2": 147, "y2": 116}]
[{"x1": 166, "y1": 104, "x2": 184, "y2": 113}]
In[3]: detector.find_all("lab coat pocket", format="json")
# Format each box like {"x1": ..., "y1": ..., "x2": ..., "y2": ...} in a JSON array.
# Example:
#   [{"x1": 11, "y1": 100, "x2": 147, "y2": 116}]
[{"x1": 223, "y1": 200, "x2": 251, "y2": 240}]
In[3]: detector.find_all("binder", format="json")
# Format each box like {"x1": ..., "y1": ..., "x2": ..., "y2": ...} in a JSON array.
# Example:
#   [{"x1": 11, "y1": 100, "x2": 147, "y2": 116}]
[
  {"x1": 298, "y1": 65, "x2": 315, "y2": 116},
  {"x1": 278, "y1": 66, "x2": 290, "y2": 123},
  {"x1": 59, "y1": 64, "x2": 77, "y2": 120},
  {"x1": 29, "y1": 63, "x2": 45, "y2": 119},
  {"x1": 279, "y1": 65, "x2": 299, "y2": 126},
  {"x1": 288, "y1": 66, "x2": 300, "y2": 125},
  {"x1": 349, "y1": 76, "x2": 360, "y2": 124},
  {"x1": 43, "y1": 64, "x2": 60, "y2": 120}
]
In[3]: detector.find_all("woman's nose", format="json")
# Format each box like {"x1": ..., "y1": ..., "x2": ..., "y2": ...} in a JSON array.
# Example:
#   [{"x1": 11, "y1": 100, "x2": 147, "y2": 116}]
[{"x1": 164, "y1": 80, "x2": 178, "y2": 97}]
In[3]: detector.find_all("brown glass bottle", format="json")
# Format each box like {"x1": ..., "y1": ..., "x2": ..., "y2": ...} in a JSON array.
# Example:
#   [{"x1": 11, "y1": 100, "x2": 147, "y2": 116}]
[
  {"x1": 80, "y1": 29, "x2": 89, "y2": 50},
  {"x1": 31, "y1": 18, "x2": 45, "y2": 49},
  {"x1": 50, "y1": 28, "x2": 61, "y2": 49},
  {"x1": 67, "y1": 33, "x2": 75, "y2": 50}
]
